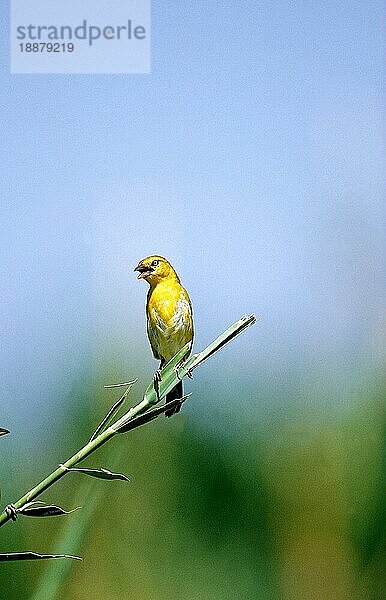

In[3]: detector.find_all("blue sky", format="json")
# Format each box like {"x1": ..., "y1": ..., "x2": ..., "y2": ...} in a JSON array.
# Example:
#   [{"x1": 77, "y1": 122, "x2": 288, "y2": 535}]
[{"x1": 0, "y1": 1, "x2": 384, "y2": 436}]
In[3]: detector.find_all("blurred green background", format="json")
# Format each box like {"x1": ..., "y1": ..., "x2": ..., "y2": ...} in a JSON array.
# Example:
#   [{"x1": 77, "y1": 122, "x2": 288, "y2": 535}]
[
  {"x1": 1, "y1": 1, "x2": 384, "y2": 598},
  {"x1": 0, "y1": 372, "x2": 384, "y2": 599}
]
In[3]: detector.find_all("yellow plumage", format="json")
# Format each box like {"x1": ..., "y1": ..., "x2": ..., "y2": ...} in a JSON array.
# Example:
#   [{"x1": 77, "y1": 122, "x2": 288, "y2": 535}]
[{"x1": 134, "y1": 255, "x2": 193, "y2": 416}]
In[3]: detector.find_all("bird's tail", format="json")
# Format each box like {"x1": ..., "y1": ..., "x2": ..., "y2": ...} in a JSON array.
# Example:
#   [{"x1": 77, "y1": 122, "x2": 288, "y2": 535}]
[{"x1": 165, "y1": 381, "x2": 183, "y2": 417}]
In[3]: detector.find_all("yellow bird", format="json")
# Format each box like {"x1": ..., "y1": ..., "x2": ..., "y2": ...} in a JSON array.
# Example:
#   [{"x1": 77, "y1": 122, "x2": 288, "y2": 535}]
[{"x1": 134, "y1": 255, "x2": 194, "y2": 416}]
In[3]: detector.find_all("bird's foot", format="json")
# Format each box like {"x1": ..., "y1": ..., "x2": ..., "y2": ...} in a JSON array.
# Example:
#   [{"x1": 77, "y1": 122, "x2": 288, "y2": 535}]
[
  {"x1": 153, "y1": 370, "x2": 162, "y2": 402},
  {"x1": 5, "y1": 504, "x2": 18, "y2": 521},
  {"x1": 174, "y1": 363, "x2": 193, "y2": 380}
]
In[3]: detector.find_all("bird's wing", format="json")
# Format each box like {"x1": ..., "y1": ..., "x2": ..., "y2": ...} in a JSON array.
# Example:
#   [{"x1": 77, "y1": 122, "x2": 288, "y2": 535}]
[
  {"x1": 147, "y1": 316, "x2": 162, "y2": 360},
  {"x1": 173, "y1": 296, "x2": 192, "y2": 331}
]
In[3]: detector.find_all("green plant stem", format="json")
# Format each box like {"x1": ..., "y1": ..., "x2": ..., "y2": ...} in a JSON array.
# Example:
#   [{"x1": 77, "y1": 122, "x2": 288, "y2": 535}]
[
  {"x1": 0, "y1": 314, "x2": 257, "y2": 528},
  {"x1": 0, "y1": 427, "x2": 113, "y2": 527},
  {"x1": 0, "y1": 398, "x2": 148, "y2": 528}
]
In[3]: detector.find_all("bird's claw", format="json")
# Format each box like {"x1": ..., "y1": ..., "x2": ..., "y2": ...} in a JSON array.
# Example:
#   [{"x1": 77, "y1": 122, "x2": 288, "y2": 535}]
[
  {"x1": 186, "y1": 368, "x2": 193, "y2": 379},
  {"x1": 153, "y1": 370, "x2": 162, "y2": 402},
  {"x1": 5, "y1": 504, "x2": 17, "y2": 521}
]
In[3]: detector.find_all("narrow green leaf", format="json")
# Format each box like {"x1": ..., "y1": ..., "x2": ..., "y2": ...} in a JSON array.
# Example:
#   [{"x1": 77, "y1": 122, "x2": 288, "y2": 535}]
[
  {"x1": 0, "y1": 552, "x2": 81, "y2": 561},
  {"x1": 180, "y1": 314, "x2": 258, "y2": 376},
  {"x1": 116, "y1": 394, "x2": 191, "y2": 433},
  {"x1": 103, "y1": 380, "x2": 137, "y2": 388},
  {"x1": 89, "y1": 379, "x2": 137, "y2": 442},
  {"x1": 61, "y1": 466, "x2": 129, "y2": 482},
  {"x1": 19, "y1": 502, "x2": 80, "y2": 517},
  {"x1": 142, "y1": 316, "x2": 257, "y2": 407}
]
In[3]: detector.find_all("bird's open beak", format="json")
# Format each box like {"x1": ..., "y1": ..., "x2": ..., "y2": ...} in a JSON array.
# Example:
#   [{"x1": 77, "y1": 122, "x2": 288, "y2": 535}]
[{"x1": 134, "y1": 264, "x2": 154, "y2": 279}]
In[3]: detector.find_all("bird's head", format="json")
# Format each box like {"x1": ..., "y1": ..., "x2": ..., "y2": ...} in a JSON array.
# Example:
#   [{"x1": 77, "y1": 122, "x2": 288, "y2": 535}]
[{"x1": 134, "y1": 256, "x2": 179, "y2": 284}]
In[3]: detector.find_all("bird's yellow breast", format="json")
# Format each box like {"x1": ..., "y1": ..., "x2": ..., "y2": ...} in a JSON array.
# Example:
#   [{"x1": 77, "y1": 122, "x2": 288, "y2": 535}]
[
  {"x1": 147, "y1": 280, "x2": 184, "y2": 326},
  {"x1": 146, "y1": 279, "x2": 193, "y2": 363}
]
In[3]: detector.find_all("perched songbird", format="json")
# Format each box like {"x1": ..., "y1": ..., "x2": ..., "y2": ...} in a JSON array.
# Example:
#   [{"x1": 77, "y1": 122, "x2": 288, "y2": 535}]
[{"x1": 134, "y1": 255, "x2": 193, "y2": 416}]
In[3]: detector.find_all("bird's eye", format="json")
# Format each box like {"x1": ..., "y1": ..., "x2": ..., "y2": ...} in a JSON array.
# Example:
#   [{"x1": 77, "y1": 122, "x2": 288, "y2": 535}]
[{"x1": 151, "y1": 260, "x2": 159, "y2": 267}]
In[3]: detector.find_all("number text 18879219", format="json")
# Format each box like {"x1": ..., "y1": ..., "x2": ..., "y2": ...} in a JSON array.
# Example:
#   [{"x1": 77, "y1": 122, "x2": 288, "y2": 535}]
[{"x1": 19, "y1": 43, "x2": 74, "y2": 52}]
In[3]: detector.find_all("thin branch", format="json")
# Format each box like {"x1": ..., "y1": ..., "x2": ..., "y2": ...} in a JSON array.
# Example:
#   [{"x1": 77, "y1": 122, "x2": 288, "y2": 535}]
[{"x1": 0, "y1": 315, "x2": 256, "y2": 528}]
